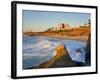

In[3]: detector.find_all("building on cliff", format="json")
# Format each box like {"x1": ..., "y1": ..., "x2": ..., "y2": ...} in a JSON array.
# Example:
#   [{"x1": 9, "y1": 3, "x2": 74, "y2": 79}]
[
  {"x1": 49, "y1": 23, "x2": 71, "y2": 31},
  {"x1": 58, "y1": 23, "x2": 71, "y2": 30}
]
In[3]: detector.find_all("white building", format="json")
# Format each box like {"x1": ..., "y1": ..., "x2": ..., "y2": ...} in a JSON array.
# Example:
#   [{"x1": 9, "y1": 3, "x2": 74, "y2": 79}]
[
  {"x1": 50, "y1": 23, "x2": 71, "y2": 31},
  {"x1": 58, "y1": 23, "x2": 70, "y2": 30}
]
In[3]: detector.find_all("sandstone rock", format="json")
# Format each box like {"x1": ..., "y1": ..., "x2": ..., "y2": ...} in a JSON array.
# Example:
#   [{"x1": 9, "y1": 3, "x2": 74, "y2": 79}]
[{"x1": 38, "y1": 44, "x2": 78, "y2": 68}]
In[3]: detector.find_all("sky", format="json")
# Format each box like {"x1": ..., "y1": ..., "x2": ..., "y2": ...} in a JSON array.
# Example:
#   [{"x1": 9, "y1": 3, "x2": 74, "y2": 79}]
[{"x1": 23, "y1": 10, "x2": 90, "y2": 32}]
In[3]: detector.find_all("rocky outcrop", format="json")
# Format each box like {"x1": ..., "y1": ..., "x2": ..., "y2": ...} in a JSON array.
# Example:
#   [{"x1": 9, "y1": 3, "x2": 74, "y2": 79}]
[
  {"x1": 38, "y1": 44, "x2": 83, "y2": 68},
  {"x1": 85, "y1": 34, "x2": 91, "y2": 65}
]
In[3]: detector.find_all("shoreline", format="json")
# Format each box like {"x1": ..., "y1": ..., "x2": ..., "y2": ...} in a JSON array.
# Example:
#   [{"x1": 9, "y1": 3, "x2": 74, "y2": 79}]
[
  {"x1": 25, "y1": 35, "x2": 88, "y2": 42},
  {"x1": 23, "y1": 35, "x2": 89, "y2": 69},
  {"x1": 43, "y1": 35, "x2": 88, "y2": 42}
]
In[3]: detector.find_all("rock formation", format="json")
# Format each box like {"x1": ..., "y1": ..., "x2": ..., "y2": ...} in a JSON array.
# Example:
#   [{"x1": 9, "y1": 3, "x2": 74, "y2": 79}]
[
  {"x1": 85, "y1": 34, "x2": 91, "y2": 65},
  {"x1": 38, "y1": 44, "x2": 82, "y2": 68}
]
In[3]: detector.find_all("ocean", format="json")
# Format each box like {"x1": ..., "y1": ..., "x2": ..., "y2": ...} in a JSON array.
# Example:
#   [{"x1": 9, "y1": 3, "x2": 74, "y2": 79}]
[{"x1": 23, "y1": 36, "x2": 86, "y2": 69}]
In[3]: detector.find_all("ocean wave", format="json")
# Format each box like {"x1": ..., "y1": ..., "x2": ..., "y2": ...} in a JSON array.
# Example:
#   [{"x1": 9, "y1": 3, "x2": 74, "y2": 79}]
[
  {"x1": 23, "y1": 37, "x2": 59, "y2": 49},
  {"x1": 23, "y1": 36, "x2": 58, "y2": 60},
  {"x1": 23, "y1": 36, "x2": 86, "y2": 68}
]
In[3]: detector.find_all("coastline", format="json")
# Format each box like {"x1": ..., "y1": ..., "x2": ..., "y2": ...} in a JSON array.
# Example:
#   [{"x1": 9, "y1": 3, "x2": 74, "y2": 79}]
[
  {"x1": 26, "y1": 34, "x2": 88, "y2": 42},
  {"x1": 43, "y1": 35, "x2": 88, "y2": 42},
  {"x1": 23, "y1": 35, "x2": 89, "y2": 69}
]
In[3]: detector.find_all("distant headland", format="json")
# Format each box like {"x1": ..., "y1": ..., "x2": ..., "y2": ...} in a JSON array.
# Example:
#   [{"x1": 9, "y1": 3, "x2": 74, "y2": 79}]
[{"x1": 23, "y1": 20, "x2": 91, "y2": 42}]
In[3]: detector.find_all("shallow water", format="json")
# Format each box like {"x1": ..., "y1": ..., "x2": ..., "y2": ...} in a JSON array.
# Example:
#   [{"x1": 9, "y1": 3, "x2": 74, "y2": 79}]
[{"x1": 23, "y1": 36, "x2": 86, "y2": 69}]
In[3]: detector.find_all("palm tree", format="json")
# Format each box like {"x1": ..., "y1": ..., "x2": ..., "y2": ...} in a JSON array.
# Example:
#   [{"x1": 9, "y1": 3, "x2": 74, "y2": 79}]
[
  {"x1": 88, "y1": 19, "x2": 91, "y2": 26},
  {"x1": 51, "y1": 27, "x2": 54, "y2": 30},
  {"x1": 55, "y1": 27, "x2": 57, "y2": 30},
  {"x1": 84, "y1": 23, "x2": 87, "y2": 26}
]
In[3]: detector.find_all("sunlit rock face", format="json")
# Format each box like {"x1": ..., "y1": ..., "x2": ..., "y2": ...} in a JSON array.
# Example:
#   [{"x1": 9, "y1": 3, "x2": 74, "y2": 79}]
[{"x1": 38, "y1": 44, "x2": 80, "y2": 68}]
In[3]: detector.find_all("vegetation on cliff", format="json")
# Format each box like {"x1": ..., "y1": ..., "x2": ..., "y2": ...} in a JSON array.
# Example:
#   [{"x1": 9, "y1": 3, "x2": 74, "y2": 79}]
[{"x1": 23, "y1": 20, "x2": 91, "y2": 37}]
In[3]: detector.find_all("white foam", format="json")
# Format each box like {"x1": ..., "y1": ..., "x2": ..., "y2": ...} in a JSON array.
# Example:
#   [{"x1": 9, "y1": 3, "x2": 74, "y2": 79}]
[{"x1": 23, "y1": 36, "x2": 86, "y2": 67}]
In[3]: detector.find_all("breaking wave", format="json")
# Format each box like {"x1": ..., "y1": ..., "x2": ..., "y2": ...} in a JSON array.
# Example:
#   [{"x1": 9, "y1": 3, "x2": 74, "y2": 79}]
[{"x1": 23, "y1": 36, "x2": 86, "y2": 69}]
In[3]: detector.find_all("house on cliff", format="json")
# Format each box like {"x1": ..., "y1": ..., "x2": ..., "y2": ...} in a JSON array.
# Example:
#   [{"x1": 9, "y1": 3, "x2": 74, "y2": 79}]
[{"x1": 58, "y1": 23, "x2": 71, "y2": 30}]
